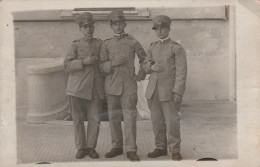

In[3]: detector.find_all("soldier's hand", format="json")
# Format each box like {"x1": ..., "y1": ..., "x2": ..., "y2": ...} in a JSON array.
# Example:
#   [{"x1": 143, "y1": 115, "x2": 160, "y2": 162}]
[
  {"x1": 151, "y1": 64, "x2": 165, "y2": 72},
  {"x1": 173, "y1": 93, "x2": 182, "y2": 111},
  {"x1": 83, "y1": 56, "x2": 98, "y2": 65},
  {"x1": 111, "y1": 56, "x2": 127, "y2": 67}
]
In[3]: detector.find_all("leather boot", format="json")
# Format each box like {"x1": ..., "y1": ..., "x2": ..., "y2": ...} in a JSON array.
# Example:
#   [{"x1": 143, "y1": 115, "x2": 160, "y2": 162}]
[
  {"x1": 105, "y1": 148, "x2": 123, "y2": 158},
  {"x1": 148, "y1": 148, "x2": 167, "y2": 158},
  {"x1": 76, "y1": 148, "x2": 86, "y2": 159},
  {"x1": 172, "y1": 152, "x2": 182, "y2": 161},
  {"x1": 126, "y1": 151, "x2": 140, "y2": 161},
  {"x1": 87, "y1": 148, "x2": 99, "y2": 159}
]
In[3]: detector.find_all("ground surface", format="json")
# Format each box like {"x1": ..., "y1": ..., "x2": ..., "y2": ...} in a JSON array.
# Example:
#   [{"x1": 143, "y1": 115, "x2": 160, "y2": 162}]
[{"x1": 16, "y1": 100, "x2": 237, "y2": 164}]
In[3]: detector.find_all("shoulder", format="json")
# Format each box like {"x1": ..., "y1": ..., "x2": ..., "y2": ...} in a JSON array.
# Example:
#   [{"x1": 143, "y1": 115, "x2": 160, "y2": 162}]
[
  {"x1": 72, "y1": 38, "x2": 81, "y2": 43},
  {"x1": 125, "y1": 34, "x2": 139, "y2": 43},
  {"x1": 149, "y1": 41, "x2": 159, "y2": 47},
  {"x1": 102, "y1": 37, "x2": 113, "y2": 45},
  {"x1": 170, "y1": 39, "x2": 184, "y2": 49},
  {"x1": 126, "y1": 34, "x2": 143, "y2": 46},
  {"x1": 170, "y1": 40, "x2": 186, "y2": 55},
  {"x1": 103, "y1": 37, "x2": 113, "y2": 43},
  {"x1": 93, "y1": 38, "x2": 103, "y2": 42},
  {"x1": 126, "y1": 34, "x2": 140, "y2": 43},
  {"x1": 126, "y1": 34, "x2": 135, "y2": 40},
  {"x1": 73, "y1": 38, "x2": 81, "y2": 42},
  {"x1": 93, "y1": 38, "x2": 103, "y2": 45},
  {"x1": 169, "y1": 40, "x2": 185, "y2": 52},
  {"x1": 71, "y1": 38, "x2": 81, "y2": 47}
]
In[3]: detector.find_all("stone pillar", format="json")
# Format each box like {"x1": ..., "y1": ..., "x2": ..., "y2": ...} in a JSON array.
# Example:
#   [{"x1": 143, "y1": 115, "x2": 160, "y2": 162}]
[{"x1": 26, "y1": 60, "x2": 69, "y2": 123}]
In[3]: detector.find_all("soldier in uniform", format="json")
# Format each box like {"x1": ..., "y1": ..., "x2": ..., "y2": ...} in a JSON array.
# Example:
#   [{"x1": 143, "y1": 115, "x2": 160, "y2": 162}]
[
  {"x1": 64, "y1": 12, "x2": 104, "y2": 159},
  {"x1": 99, "y1": 10, "x2": 146, "y2": 161},
  {"x1": 143, "y1": 15, "x2": 187, "y2": 161}
]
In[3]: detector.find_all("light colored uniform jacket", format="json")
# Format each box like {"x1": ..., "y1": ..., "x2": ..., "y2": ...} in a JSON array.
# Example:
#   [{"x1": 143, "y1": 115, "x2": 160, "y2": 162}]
[
  {"x1": 143, "y1": 38, "x2": 187, "y2": 101},
  {"x1": 99, "y1": 34, "x2": 146, "y2": 96},
  {"x1": 64, "y1": 37, "x2": 104, "y2": 100}
]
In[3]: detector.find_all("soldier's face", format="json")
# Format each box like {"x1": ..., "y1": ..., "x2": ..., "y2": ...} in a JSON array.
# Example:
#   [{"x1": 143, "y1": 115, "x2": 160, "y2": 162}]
[
  {"x1": 80, "y1": 24, "x2": 95, "y2": 38},
  {"x1": 155, "y1": 26, "x2": 170, "y2": 39},
  {"x1": 110, "y1": 21, "x2": 126, "y2": 34}
]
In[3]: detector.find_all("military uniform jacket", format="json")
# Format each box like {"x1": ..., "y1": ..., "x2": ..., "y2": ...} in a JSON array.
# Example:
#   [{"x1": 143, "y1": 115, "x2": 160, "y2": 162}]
[
  {"x1": 143, "y1": 38, "x2": 187, "y2": 101},
  {"x1": 99, "y1": 34, "x2": 146, "y2": 96},
  {"x1": 64, "y1": 37, "x2": 104, "y2": 100}
]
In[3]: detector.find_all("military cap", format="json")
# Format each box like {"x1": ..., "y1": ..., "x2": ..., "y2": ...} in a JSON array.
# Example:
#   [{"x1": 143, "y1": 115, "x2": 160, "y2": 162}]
[
  {"x1": 75, "y1": 12, "x2": 95, "y2": 27},
  {"x1": 107, "y1": 10, "x2": 125, "y2": 24},
  {"x1": 152, "y1": 15, "x2": 171, "y2": 30}
]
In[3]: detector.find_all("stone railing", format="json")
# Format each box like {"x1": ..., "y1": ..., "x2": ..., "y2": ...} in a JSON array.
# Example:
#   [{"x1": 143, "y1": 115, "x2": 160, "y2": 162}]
[{"x1": 26, "y1": 60, "x2": 69, "y2": 123}]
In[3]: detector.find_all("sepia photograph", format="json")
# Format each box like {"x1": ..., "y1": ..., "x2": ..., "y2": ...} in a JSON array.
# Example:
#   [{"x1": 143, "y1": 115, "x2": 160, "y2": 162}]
[{"x1": 0, "y1": 0, "x2": 260, "y2": 167}]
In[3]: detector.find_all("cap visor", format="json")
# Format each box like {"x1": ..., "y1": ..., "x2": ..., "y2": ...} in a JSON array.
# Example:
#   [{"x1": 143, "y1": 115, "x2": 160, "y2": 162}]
[
  {"x1": 110, "y1": 19, "x2": 125, "y2": 24},
  {"x1": 152, "y1": 25, "x2": 169, "y2": 30},
  {"x1": 82, "y1": 21, "x2": 95, "y2": 26}
]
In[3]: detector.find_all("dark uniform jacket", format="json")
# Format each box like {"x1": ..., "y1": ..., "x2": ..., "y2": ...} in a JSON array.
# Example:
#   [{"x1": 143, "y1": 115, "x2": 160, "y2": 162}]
[
  {"x1": 99, "y1": 34, "x2": 146, "y2": 96},
  {"x1": 143, "y1": 38, "x2": 187, "y2": 101},
  {"x1": 64, "y1": 37, "x2": 104, "y2": 100}
]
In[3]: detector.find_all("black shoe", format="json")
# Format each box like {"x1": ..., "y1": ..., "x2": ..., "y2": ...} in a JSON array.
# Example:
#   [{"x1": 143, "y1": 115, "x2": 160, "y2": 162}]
[
  {"x1": 148, "y1": 148, "x2": 167, "y2": 158},
  {"x1": 87, "y1": 148, "x2": 99, "y2": 159},
  {"x1": 76, "y1": 148, "x2": 86, "y2": 159},
  {"x1": 126, "y1": 152, "x2": 140, "y2": 161},
  {"x1": 172, "y1": 152, "x2": 182, "y2": 161},
  {"x1": 105, "y1": 148, "x2": 123, "y2": 158}
]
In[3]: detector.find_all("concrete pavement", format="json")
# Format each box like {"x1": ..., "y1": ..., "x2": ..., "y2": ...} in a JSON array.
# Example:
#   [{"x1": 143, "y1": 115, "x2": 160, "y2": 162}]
[{"x1": 16, "y1": 100, "x2": 237, "y2": 164}]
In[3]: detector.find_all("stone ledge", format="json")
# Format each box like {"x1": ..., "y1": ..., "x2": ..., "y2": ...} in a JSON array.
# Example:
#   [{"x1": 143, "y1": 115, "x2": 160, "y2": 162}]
[{"x1": 26, "y1": 60, "x2": 64, "y2": 74}]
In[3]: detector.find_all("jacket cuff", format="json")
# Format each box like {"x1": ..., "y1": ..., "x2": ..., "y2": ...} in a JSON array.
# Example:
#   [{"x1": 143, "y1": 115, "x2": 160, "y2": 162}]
[
  {"x1": 103, "y1": 61, "x2": 113, "y2": 73},
  {"x1": 69, "y1": 59, "x2": 84, "y2": 72},
  {"x1": 172, "y1": 87, "x2": 185, "y2": 96},
  {"x1": 143, "y1": 62, "x2": 153, "y2": 74}
]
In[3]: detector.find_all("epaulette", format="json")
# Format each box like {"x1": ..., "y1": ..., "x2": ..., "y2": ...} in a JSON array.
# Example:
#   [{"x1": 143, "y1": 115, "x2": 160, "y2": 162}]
[
  {"x1": 126, "y1": 34, "x2": 134, "y2": 40},
  {"x1": 170, "y1": 40, "x2": 181, "y2": 46},
  {"x1": 92, "y1": 38, "x2": 103, "y2": 43},
  {"x1": 73, "y1": 39, "x2": 80, "y2": 43},
  {"x1": 103, "y1": 38, "x2": 113, "y2": 43},
  {"x1": 150, "y1": 41, "x2": 158, "y2": 46},
  {"x1": 96, "y1": 38, "x2": 103, "y2": 42}
]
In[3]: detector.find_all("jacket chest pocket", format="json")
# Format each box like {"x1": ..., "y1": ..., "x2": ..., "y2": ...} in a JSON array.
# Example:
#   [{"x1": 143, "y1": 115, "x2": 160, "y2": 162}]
[
  {"x1": 154, "y1": 54, "x2": 174, "y2": 67},
  {"x1": 164, "y1": 48, "x2": 174, "y2": 58},
  {"x1": 77, "y1": 47, "x2": 94, "y2": 58},
  {"x1": 109, "y1": 50, "x2": 127, "y2": 60},
  {"x1": 166, "y1": 50, "x2": 175, "y2": 62}
]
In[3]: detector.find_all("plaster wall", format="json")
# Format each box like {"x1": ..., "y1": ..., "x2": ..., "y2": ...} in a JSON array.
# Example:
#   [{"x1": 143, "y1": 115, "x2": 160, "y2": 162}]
[{"x1": 14, "y1": 8, "x2": 230, "y2": 108}]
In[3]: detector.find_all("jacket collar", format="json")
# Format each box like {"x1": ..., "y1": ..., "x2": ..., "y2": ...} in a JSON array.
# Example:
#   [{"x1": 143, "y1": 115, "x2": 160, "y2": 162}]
[
  {"x1": 82, "y1": 36, "x2": 93, "y2": 42},
  {"x1": 159, "y1": 36, "x2": 171, "y2": 44},
  {"x1": 114, "y1": 33, "x2": 127, "y2": 40}
]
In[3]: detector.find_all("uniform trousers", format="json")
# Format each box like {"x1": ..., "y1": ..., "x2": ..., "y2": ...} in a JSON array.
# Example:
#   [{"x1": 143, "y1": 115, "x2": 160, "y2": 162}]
[
  {"x1": 147, "y1": 86, "x2": 181, "y2": 153},
  {"x1": 69, "y1": 85, "x2": 102, "y2": 150},
  {"x1": 106, "y1": 93, "x2": 138, "y2": 152}
]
